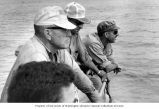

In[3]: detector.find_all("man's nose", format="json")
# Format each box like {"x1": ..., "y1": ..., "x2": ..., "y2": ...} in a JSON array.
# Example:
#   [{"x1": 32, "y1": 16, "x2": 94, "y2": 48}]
[{"x1": 116, "y1": 33, "x2": 119, "y2": 37}]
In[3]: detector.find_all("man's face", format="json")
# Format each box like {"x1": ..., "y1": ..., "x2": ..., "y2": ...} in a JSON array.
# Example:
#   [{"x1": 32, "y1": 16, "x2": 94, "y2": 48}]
[
  {"x1": 74, "y1": 24, "x2": 84, "y2": 33},
  {"x1": 68, "y1": 18, "x2": 84, "y2": 35},
  {"x1": 104, "y1": 29, "x2": 119, "y2": 43},
  {"x1": 47, "y1": 27, "x2": 71, "y2": 49}
]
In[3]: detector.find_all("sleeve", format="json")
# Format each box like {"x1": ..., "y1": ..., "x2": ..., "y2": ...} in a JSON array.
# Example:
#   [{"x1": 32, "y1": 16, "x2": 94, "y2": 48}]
[
  {"x1": 107, "y1": 55, "x2": 116, "y2": 64},
  {"x1": 88, "y1": 42, "x2": 111, "y2": 68},
  {"x1": 77, "y1": 36, "x2": 99, "y2": 73},
  {"x1": 77, "y1": 34, "x2": 91, "y2": 63},
  {"x1": 63, "y1": 50, "x2": 96, "y2": 93}
]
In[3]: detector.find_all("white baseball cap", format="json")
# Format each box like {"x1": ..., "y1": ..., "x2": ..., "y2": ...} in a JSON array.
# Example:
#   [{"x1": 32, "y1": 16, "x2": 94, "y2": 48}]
[
  {"x1": 34, "y1": 6, "x2": 76, "y2": 29},
  {"x1": 65, "y1": 2, "x2": 91, "y2": 24}
]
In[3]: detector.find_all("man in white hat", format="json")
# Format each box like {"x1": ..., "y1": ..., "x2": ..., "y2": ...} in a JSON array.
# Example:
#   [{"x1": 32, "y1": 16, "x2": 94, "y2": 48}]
[
  {"x1": 1, "y1": 6, "x2": 103, "y2": 102},
  {"x1": 65, "y1": 2, "x2": 107, "y2": 91}
]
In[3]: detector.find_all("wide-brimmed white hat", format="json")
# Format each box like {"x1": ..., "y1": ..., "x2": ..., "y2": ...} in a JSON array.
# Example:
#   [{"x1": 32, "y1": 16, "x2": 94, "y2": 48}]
[
  {"x1": 65, "y1": 2, "x2": 91, "y2": 24},
  {"x1": 34, "y1": 6, "x2": 76, "y2": 29}
]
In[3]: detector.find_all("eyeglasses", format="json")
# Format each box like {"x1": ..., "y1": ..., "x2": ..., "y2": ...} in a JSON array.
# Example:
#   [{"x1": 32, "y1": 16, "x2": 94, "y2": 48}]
[
  {"x1": 47, "y1": 26, "x2": 70, "y2": 33},
  {"x1": 47, "y1": 26, "x2": 71, "y2": 37},
  {"x1": 47, "y1": 26, "x2": 66, "y2": 30},
  {"x1": 75, "y1": 21, "x2": 84, "y2": 26},
  {"x1": 113, "y1": 30, "x2": 118, "y2": 35}
]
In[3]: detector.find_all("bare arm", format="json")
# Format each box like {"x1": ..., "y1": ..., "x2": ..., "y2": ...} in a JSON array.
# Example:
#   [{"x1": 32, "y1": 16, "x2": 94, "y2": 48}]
[
  {"x1": 77, "y1": 35, "x2": 100, "y2": 74},
  {"x1": 63, "y1": 50, "x2": 104, "y2": 102},
  {"x1": 88, "y1": 42, "x2": 118, "y2": 73}
]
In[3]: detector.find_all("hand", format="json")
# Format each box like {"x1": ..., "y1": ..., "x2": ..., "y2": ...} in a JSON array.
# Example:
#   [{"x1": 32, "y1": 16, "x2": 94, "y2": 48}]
[
  {"x1": 98, "y1": 70, "x2": 108, "y2": 82},
  {"x1": 113, "y1": 67, "x2": 121, "y2": 75}
]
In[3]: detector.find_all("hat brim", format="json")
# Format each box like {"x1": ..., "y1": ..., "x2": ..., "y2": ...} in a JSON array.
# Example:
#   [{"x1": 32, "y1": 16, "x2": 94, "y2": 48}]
[
  {"x1": 76, "y1": 17, "x2": 91, "y2": 24},
  {"x1": 108, "y1": 26, "x2": 120, "y2": 31},
  {"x1": 55, "y1": 15, "x2": 76, "y2": 29},
  {"x1": 36, "y1": 15, "x2": 76, "y2": 29},
  {"x1": 113, "y1": 26, "x2": 120, "y2": 30},
  {"x1": 54, "y1": 20, "x2": 76, "y2": 29}
]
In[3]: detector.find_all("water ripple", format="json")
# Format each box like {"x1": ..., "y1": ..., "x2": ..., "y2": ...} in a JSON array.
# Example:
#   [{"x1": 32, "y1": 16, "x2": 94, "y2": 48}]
[{"x1": 127, "y1": 29, "x2": 158, "y2": 33}]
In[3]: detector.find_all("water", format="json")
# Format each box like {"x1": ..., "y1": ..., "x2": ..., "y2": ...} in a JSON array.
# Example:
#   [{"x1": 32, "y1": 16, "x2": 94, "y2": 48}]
[{"x1": 0, "y1": 0, "x2": 159, "y2": 102}]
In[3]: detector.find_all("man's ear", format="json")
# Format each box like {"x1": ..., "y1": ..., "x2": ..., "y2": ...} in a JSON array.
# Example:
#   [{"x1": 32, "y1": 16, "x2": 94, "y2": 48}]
[
  {"x1": 104, "y1": 32, "x2": 109, "y2": 38},
  {"x1": 44, "y1": 29, "x2": 52, "y2": 40}
]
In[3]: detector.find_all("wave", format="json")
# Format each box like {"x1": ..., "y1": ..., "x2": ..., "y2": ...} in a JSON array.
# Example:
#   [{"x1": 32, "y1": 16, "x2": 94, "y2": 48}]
[
  {"x1": 120, "y1": 41, "x2": 159, "y2": 48},
  {"x1": 127, "y1": 29, "x2": 158, "y2": 33},
  {"x1": 141, "y1": 17, "x2": 159, "y2": 22}
]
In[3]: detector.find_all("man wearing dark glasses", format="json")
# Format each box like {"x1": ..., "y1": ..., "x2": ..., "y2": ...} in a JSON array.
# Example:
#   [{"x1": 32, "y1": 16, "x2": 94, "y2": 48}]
[{"x1": 83, "y1": 20, "x2": 121, "y2": 75}]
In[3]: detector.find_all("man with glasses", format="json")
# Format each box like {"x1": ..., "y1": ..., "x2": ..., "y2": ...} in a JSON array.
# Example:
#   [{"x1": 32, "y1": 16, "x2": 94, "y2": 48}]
[
  {"x1": 83, "y1": 20, "x2": 121, "y2": 76},
  {"x1": 1, "y1": 6, "x2": 103, "y2": 102},
  {"x1": 65, "y1": 2, "x2": 107, "y2": 91}
]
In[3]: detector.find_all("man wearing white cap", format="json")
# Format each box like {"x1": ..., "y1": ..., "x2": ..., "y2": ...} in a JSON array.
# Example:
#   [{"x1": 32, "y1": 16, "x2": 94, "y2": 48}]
[
  {"x1": 1, "y1": 6, "x2": 103, "y2": 102},
  {"x1": 65, "y1": 2, "x2": 107, "y2": 91}
]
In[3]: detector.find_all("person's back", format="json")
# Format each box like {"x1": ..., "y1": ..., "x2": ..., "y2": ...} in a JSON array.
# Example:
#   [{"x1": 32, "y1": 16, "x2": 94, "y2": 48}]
[{"x1": 8, "y1": 61, "x2": 76, "y2": 102}]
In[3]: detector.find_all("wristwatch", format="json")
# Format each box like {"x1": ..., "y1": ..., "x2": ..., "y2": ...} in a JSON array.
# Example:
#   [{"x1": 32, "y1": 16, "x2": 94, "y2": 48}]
[{"x1": 97, "y1": 70, "x2": 101, "y2": 75}]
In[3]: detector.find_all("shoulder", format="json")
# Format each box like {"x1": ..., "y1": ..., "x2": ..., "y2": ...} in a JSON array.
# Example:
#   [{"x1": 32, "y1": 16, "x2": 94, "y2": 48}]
[
  {"x1": 83, "y1": 32, "x2": 99, "y2": 45},
  {"x1": 17, "y1": 50, "x2": 48, "y2": 64},
  {"x1": 16, "y1": 37, "x2": 50, "y2": 63},
  {"x1": 11, "y1": 50, "x2": 48, "y2": 76}
]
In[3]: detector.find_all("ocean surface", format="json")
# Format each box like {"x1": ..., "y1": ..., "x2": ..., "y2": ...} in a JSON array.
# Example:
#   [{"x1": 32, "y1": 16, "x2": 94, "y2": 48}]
[{"x1": 0, "y1": 0, "x2": 159, "y2": 102}]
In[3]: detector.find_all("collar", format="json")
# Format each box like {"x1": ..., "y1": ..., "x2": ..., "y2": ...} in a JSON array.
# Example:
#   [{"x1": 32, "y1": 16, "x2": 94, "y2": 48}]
[
  {"x1": 34, "y1": 35, "x2": 59, "y2": 61},
  {"x1": 34, "y1": 35, "x2": 51, "y2": 53},
  {"x1": 95, "y1": 32, "x2": 103, "y2": 45}
]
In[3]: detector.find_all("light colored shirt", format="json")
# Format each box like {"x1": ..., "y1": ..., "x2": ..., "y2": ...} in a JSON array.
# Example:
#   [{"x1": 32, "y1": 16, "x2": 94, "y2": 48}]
[
  {"x1": 1, "y1": 35, "x2": 95, "y2": 102},
  {"x1": 83, "y1": 32, "x2": 112, "y2": 68}
]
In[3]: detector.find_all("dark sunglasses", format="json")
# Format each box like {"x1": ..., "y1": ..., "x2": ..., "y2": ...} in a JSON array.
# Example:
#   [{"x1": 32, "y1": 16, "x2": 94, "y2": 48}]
[
  {"x1": 113, "y1": 30, "x2": 118, "y2": 35},
  {"x1": 47, "y1": 26, "x2": 70, "y2": 34},
  {"x1": 47, "y1": 26, "x2": 66, "y2": 30},
  {"x1": 75, "y1": 21, "x2": 84, "y2": 26}
]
